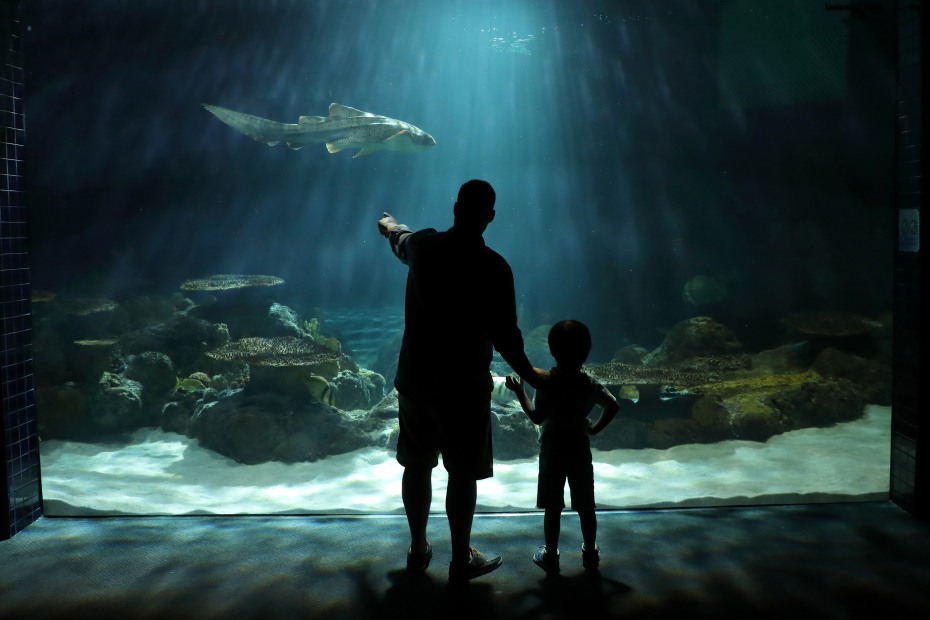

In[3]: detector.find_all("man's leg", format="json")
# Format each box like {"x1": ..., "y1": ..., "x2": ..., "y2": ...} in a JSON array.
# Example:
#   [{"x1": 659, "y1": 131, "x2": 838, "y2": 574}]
[
  {"x1": 544, "y1": 507, "x2": 562, "y2": 552},
  {"x1": 446, "y1": 473, "x2": 476, "y2": 565},
  {"x1": 402, "y1": 465, "x2": 432, "y2": 554},
  {"x1": 445, "y1": 395, "x2": 501, "y2": 581}
]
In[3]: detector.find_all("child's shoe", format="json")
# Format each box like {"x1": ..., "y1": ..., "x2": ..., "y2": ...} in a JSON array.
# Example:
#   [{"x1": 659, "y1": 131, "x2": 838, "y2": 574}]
[
  {"x1": 582, "y1": 543, "x2": 600, "y2": 569},
  {"x1": 533, "y1": 545, "x2": 560, "y2": 574}
]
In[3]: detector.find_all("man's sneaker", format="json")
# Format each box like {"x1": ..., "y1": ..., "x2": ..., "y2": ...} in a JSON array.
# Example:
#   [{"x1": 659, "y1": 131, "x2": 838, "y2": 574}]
[
  {"x1": 448, "y1": 547, "x2": 503, "y2": 583},
  {"x1": 582, "y1": 543, "x2": 600, "y2": 569},
  {"x1": 533, "y1": 545, "x2": 560, "y2": 574},
  {"x1": 406, "y1": 542, "x2": 432, "y2": 573}
]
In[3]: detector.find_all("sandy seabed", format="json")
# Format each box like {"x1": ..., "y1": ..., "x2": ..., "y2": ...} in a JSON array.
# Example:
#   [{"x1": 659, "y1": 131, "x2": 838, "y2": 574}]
[{"x1": 39, "y1": 405, "x2": 891, "y2": 515}]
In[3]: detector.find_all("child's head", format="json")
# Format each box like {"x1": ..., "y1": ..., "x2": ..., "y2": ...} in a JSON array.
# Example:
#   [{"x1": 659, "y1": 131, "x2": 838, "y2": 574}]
[{"x1": 548, "y1": 320, "x2": 592, "y2": 370}]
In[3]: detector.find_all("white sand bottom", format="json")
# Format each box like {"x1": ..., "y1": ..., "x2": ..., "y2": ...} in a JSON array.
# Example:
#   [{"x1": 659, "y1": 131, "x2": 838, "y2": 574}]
[{"x1": 39, "y1": 405, "x2": 891, "y2": 515}]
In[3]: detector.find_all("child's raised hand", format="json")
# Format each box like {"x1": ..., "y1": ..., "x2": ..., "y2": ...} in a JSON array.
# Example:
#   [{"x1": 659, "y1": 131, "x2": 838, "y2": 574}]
[{"x1": 504, "y1": 375, "x2": 524, "y2": 393}]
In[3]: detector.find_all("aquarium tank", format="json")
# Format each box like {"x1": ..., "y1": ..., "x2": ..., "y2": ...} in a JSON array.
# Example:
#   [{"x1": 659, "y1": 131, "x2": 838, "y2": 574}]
[{"x1": 21, "y1": 0, "x2": 895, "y2": 516}]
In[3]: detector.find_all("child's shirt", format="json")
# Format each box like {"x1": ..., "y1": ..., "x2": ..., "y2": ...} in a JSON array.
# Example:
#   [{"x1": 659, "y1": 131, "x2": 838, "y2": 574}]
[{"x1": 533, "y1": 367, "x2": 618, "y2": 442}]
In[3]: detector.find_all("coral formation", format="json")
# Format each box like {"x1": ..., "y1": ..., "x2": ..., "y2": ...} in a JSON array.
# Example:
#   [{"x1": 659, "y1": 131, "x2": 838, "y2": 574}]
[
  {"x1": 30, "y1": 278, "x2": 893, "y2": 461},
  {"x1": 206, "y1": 336, "x2": 354, "y2": 398}
]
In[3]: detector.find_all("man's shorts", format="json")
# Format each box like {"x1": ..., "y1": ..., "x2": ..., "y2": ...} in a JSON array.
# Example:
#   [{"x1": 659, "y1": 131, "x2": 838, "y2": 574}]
[{"x1": 396, "y1": 391, "x2": 493, "y2": 480}]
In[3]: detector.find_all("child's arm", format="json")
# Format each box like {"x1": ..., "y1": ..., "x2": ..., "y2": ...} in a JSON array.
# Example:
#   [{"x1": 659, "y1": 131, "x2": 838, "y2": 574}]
[
  {"x1": 505, "y1": 375, "x2": 544, "y2": 424},
  {"x1": 588, "y1": 389, "x2": 620, "y2": 435}
]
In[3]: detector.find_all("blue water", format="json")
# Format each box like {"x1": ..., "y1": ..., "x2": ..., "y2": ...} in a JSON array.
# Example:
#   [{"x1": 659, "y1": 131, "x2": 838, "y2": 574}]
[{"x1": 324, "y1": 306, "x2": 405, "y2": 370}]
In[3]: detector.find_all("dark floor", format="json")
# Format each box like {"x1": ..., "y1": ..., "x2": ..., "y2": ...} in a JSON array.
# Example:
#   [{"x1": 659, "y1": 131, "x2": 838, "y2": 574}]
[{"x1": 2, "y1": 501, "x2": 929, "y2": 619}]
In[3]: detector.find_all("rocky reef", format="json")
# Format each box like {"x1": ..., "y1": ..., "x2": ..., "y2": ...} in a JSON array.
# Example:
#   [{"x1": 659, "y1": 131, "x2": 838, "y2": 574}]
[
  {"x1": 34, "y1": 281, "x2": 891, "y2": 462},
  {"x1": 34, "y1": 279, "x2": 396, "y2": 465},
  {"x1": 584, "y1": 313, "x2": 891, "y2": 449}
]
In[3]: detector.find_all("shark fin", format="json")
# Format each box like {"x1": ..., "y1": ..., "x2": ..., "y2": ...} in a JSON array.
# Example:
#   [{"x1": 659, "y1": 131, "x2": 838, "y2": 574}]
[
  {"x1": 328, "y1": 103, "x2": 371, "y2": 118},
  {"x1": 352, "y1": 147, "x2": 380, "y2": 158},
  {"x1": 326, "y1": 142, "x2": 343, "y2": 154},
  {"x1": 286, "y1": 142, "x2": 304, "y2": 150},
  {"x1": 384, "y1": 130, "x2": 412, "y2": 143}
]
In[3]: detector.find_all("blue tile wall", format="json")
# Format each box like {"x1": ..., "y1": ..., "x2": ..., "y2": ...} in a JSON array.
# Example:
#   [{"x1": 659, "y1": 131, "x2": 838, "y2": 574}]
[
  {"x1": 890, "y1": 0, "x2": 924, "y2": 517},
  {"x1": 2, "y1": 0, "x2": 41, "y2": 540}
]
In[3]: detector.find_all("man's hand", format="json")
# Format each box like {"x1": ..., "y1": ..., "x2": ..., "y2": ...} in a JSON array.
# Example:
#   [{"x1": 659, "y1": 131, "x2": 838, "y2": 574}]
[
  {"x1": 523, "y1": 367, "x2": 550, "y2": 390},
  {"x1": 378, "y1": 212, "x2": 398, "y2": 237}
]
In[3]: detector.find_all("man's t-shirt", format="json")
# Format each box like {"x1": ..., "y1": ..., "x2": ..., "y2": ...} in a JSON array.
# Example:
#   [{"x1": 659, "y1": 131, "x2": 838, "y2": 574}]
[{"x1": 389, "y1": 225, "x2": 533, "y2": 400}]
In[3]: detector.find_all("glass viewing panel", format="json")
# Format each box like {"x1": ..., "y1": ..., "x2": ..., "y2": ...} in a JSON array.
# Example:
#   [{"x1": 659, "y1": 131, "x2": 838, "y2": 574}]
[{"x1": 22, "y1": 0, "x2": 893, "y2": 515}]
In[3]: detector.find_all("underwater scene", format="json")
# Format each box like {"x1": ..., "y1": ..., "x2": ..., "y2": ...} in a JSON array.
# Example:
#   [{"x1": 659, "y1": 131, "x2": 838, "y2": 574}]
[{"x1": 22, "y1": 0, "x2": 894, "y2": 515}]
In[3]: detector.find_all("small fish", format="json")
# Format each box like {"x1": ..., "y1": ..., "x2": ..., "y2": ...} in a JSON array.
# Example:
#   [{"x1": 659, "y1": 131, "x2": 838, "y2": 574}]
[
  {"x1": 658, "y1": 385, "x2": 690, "y2": 401},
  {"x1": 175, "y1": 377, "x2": 207, "y2": 392},
  {"x1": 618, "y1": 384, "x2": 640, "y2": 404},
  {"x1": 304, "y1": 374, "x2": 336, "y2": 407},
  {"x1": 491, "y1": 376, "x2": 516, "y2": 405}
]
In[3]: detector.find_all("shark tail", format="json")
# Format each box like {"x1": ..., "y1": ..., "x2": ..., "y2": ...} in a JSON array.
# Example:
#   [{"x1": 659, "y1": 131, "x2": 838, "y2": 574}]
[{"x1": 203, "y1": 103, "x2": 295, "y2": 147}]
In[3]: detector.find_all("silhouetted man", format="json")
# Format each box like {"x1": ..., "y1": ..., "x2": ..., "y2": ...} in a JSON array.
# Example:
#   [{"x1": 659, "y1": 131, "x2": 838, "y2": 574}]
[{"x1": 378, "y1": 179, "x2": 547, "y2": 583}]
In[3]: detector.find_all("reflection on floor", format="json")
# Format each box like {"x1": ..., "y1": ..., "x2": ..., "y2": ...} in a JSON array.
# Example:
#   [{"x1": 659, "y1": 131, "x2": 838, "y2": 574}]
[{"x1": 2, "y1": 501, "x2": 929, "y2": 619}]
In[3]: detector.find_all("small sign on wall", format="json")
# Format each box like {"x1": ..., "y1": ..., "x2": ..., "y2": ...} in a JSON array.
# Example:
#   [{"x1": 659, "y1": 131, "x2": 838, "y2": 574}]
[{"x1": 899, "y1": 209, "x2": 920, "y2": 253}]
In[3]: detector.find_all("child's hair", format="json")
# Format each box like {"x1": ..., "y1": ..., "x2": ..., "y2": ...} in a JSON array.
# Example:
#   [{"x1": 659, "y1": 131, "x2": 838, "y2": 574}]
[{"x1": 548, "y1": 320, "x2": 592, "y2": 369}]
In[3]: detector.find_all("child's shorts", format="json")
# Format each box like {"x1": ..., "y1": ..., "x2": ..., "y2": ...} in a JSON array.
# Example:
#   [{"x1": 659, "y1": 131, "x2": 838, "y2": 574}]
[{"x1": 536, "y1": 444, "x2": 595, "y2": 511}]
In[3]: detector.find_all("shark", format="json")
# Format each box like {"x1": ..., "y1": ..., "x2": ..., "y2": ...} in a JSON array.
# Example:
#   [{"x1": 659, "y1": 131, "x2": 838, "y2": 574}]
[{"x1": 203, "y1": 102, "x2": 436, "y2": 158}]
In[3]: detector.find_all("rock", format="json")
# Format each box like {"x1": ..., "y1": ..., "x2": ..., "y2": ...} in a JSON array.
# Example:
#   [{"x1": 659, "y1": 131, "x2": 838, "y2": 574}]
[
  {"x1": 119, "y1": 314, "x2": 231, "y2": 373},
  {"x1": 188, "y1": 391, "x2": 392, "y2": 464},
  {"x1": 690, "y1": 374, "x2": 865, "y2": 443},
  {"x1": 89, "y1": 371, "x2": 145, "y2": 429},
  {"x1": 124, "y1": 351, "x2": 176, "y2": 395},
  {"x1": 769, "y1": 379, "x2": 864, "y2": 429},
  {"x1": 751, "y1": 342, "x2": 812, "y2": 374},
  {"x1": 643, "y1": 316, "x2": 743, "y2": 367},
  {"x1": 161, "y1": 399, "x2": 196, "y2": 435},
  {"x1": 331, "y1": 369, "x2": 386, "y2": 411},
  {"x1": 692, "y1": 391, "x2": 788, "y2": 442},
  {"x1": 491, "y1": 402, "x2": 539, "y2": 460},
  {"x1": 370, "y1": 390, "x2": 400, "y2": 420},
  {"x1": 811, "y1": 347, "x2": 891, "y2": 405},
  {"x1": 611, "y1": 344, "x2": 650, "y2": 364}
]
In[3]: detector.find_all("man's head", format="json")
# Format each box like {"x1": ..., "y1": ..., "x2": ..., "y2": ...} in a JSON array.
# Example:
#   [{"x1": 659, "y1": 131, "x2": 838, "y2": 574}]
[
  {"x1": 453, "y1": 179, "x2": 496, "y2": 234},
  {"x1": 548, "y1": 320, "x2": 592, "y2": 370}
]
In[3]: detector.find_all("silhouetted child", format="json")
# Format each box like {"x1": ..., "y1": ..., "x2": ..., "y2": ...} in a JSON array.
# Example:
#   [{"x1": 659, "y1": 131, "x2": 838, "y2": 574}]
[{"x1": 506, "y1": 319, "x2": 620, "y2": 573}]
